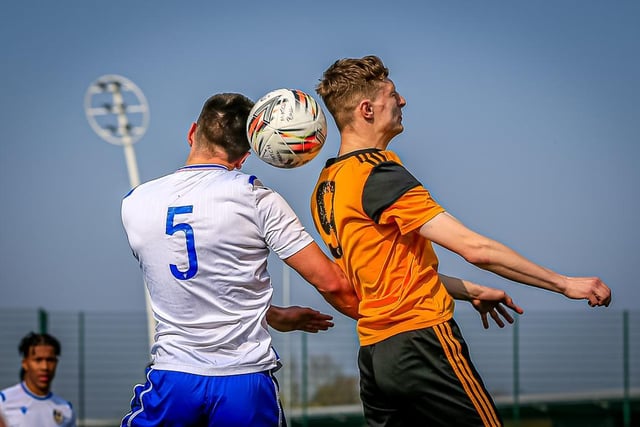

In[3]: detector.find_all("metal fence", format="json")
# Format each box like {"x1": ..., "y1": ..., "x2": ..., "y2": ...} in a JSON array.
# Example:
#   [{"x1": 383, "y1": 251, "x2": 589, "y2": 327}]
[{"x1": 1, "y1": 308, "x2": 637, "y2": 426}]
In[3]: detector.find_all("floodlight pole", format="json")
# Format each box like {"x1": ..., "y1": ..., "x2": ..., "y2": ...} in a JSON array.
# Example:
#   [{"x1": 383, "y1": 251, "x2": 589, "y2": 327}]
[
  {"x1": 85, "y1": 75, "x2": 155, "y2": 352},
  {"x1": 118, "y1": 137, "x2": 156, "y2": 356},
  {"x1": 111, "y1": 83, "x2": 155, "y2": 354}
]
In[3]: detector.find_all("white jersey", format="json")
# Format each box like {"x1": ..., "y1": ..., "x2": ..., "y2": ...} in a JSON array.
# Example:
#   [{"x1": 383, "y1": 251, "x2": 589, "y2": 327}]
[
  {"x1": 121, "y1": 164, "x2": 313, "y2": 376},
  {"x1": 0, "y1": 382, "x2": 76, "y2": 427}
]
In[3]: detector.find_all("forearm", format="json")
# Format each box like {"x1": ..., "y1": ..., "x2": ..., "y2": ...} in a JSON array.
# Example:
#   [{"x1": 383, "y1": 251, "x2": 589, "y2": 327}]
[
  {"x1": 472, "y1": 239, "x2": 568, "y2": 294},
  {"x1": 266, "y1": 306, "x2": 287, "y2": 331},
  {"x1": 317, "y1": 262, "x2": 360, "y2": 320},
  {"x1": 422, "y1": 213, "x2": 566, "y2": 294},
  {"x1": 439, "y1": 274, "x2": 484, "y2": 300},
  {"x1": 284, "y1": 242, "x2": 360, "y2": 320},
  {"x1": 319, "y1": 290, "x2": 360, "y2": 320},
  {"x1": 422, "y1": 212, "x2": 609, "y2": 306}
]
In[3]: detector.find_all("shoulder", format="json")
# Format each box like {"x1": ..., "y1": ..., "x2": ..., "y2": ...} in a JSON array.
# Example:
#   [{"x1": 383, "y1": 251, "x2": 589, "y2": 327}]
[
  {"x1": 122, "y1": 178, "x2": 169, "y2": 204},
  {"x1": 49, "y1": 393, "x2": 74, "y2": 410},
  {"x1": 0, "y1": 383, "x2": 23, "y2": 401},
  {"x1": 361, "y1": 151, "x2": 422, "y2": 221},
  {"x1": 123, "y1": 171, "x2": 173, "y2": 198},
  {"x1": 240, "y1": 173, "x2": 281, "y2": 200},
  {"x1": 332, "y1": 149, "x2": 415, "y2": 182},
  {"x1": 241, "y1": 173, "x2": 266, "y2": 191},
  {"x1": 366, "y1": 158, "x2": 420, "y2": 193},
  {"x1": 221, "y1": 169, "x2": 267, "y2": 191}
]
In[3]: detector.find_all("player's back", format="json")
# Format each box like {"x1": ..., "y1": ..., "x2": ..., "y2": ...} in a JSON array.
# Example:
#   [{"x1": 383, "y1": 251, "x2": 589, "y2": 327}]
[{"x1": 121, "y1": 164, "x2": 276, "y2": 375}]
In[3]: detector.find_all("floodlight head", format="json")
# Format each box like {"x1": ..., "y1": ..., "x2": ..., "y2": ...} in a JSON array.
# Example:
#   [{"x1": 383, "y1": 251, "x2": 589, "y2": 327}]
[{"x1": 84, "y1": 74, "x2": 149, "y2": 146}]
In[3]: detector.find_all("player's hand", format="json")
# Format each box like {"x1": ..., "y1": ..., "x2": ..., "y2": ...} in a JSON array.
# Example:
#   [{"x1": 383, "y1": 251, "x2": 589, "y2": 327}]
[
  {"x1": 561, "y1": 276, "x2": 612, "y2": 307},
  {"x1": 469, "y1": 288, "x2": 524, "y2": 329},
  {"x1": 267, "y1": 305, "x2": 334, "y2": 333}
]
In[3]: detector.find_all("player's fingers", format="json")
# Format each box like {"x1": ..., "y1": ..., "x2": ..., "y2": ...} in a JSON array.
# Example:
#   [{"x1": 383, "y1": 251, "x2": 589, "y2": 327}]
[
  {"x1": 313, "y1": 313, "x2": 334, "y2": 321},
  {"x1": 503, "y1": 296, "x2": 524, "y2": 315},
  {"x1": 497, "y1": 305, "x2": 514, "y2": 324},
  {"x1": 314, "y1": 320, "x2": 334, "y2": 329},
  {"x1": 481, "y1": 313, "x2": 489, "y2": 329},
  {"x1": 588, "y1": 293, "x2": 601, "y2": 307},
  {"x1": 490, "y1": 310, "x2": 505, "y2": 328}
]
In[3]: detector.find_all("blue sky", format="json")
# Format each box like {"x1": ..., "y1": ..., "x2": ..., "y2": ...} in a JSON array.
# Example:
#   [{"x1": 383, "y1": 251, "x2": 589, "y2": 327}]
[{"x1": 1, "y1": 1, "x2": 638, "y2": 318}]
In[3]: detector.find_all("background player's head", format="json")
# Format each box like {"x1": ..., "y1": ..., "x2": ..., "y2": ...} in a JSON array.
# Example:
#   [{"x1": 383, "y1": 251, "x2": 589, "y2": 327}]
[
  {"x1": 190, "y1": 93, "x2": 254, "y2": 164},
  {"x1": 18, "y1": 332, "x2": 61, "y2": 396},
  {"x1": 316, "y1": 55, "x2": 389, "y2": 131}
]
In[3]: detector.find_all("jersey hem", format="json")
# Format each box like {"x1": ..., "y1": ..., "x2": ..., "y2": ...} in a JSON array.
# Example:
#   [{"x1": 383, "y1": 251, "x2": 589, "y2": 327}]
[
  {"x1": 358, "y1": 310, "x2": 455, "y2": 346},
  {"x1": 150, "y1": 361, "x2": 280, "y2": 376}
]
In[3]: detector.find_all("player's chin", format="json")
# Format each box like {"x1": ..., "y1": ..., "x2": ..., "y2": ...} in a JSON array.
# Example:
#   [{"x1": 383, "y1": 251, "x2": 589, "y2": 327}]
[{"x1": 37, "y1": 379, "x2": 52, "y2": 389}]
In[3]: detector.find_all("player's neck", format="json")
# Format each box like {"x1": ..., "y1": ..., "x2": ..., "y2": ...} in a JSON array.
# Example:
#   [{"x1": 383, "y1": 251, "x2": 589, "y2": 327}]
[
  {"x1": 185, "y1": 153, "x2": 233, "y2": 170},
  {"x1": 23, "y1": 380, "x2": 50, "y2": 397},
  {"x1": 338, "y1": 129, "x2": 389, "y2": 156},
  {"x1": 185, "y1": 151, "x2": 250, "y2": 171}
]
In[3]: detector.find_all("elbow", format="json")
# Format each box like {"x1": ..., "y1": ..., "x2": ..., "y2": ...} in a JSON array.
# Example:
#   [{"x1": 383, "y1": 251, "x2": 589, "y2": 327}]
[
  {"x1": 318, "y1": 279, "x2": 347, "y2": 297},
  {"x1": 320, "y1": 263, "x2": 351, "y2": 294},
  {"x1": 319, "y1": 276, "x2": 360, "y2": 319},
  {"x1": 458, "y1": 241, "x2": 492, "y2": 266},
  {"x1": 463, "y1": 252, "x2": 490, "y2": 266}
]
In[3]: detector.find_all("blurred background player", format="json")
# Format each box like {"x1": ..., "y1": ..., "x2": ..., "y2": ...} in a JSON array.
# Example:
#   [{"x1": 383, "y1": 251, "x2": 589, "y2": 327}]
[{"x1": 0, "y1": 332, "x2": 76, "y2": 427}]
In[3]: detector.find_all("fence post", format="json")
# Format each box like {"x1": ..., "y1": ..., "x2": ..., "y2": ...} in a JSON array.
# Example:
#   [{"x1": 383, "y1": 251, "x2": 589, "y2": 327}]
[
  {"x1": 301, "y1": 332, "x2": 308, "y2": 427},
  {"x1": 623, "y1": 310, "x2": 630, "y2": 427},
  {"x1": 78, "y1": 311, "x2": 86, "y2": 426},
  {"x1": 38, "y1": 308, "x2": 48, "y2": 334},
  {"x1": 512, "y1": 315, "x2": 520, "y2": 427}
]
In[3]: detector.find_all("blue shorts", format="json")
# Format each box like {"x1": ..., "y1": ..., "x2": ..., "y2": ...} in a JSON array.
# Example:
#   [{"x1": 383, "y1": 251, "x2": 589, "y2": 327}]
[{"x1": 121, "y1": 367, "x2": 286, "y2": 427}]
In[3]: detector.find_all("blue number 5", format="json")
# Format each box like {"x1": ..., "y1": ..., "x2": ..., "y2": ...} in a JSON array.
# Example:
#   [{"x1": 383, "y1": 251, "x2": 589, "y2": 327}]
[{"x1": 166, "y1": 206, "x2": 198, "y2": 280}]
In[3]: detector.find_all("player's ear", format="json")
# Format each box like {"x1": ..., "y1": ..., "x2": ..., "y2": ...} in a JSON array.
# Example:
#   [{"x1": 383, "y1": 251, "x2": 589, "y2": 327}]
[
  {"x1": 234, "y1": 151, "x2": 251, "y2": 170},
  {"x1": 187, "y1": 122, "x2": 197, "y2": 147},
  {"x1": 359, "y1": 100, "x2": 374, "y2": 119}
]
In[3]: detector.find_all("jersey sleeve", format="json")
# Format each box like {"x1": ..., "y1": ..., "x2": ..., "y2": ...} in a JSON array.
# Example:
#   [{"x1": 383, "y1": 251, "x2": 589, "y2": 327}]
[
  {"x1": 253, "y1": 183, "x2": 313, "y2": 259},
  {"x1": 363, "y1": 161, "x2": 444, "y2": 235}
]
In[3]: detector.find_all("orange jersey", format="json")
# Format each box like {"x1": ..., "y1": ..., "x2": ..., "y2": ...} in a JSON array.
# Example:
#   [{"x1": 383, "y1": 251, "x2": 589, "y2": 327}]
[{"x1": 311, "y1": 149, "x2": 454, "y2": 345}]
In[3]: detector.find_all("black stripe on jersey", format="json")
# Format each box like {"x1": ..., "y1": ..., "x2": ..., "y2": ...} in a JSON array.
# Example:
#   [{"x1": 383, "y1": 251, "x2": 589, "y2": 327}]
[
  {"x1": 355, "y1": 150, "x2": 386, "y2": 166},
  {"x1": 327, "y1": 148, "x2": 382, "y2": 168},
  {"x1": 362, "y1": 161, "x2": 422, "y2": 223}
]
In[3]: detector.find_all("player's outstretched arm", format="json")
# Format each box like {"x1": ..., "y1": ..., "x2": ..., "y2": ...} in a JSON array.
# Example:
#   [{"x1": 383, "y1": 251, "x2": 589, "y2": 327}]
[
  {"x1": 284, "y1": 242, "x2": 360, "y2": 320},
  {"x1": 421, "y1": 212, "x2": 611, "y2": 307},
  {"x1": 440, "y1": 274, "x2": 524, "y2": 329},
  {"x1": 267, "y1": 305, "x2": 335, "y2": 333}
]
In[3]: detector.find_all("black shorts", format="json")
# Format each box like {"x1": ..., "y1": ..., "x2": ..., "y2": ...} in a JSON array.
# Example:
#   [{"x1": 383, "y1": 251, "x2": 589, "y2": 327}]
[{"x1": 358, "y1": 319, "x2": 503, "y2": 427}]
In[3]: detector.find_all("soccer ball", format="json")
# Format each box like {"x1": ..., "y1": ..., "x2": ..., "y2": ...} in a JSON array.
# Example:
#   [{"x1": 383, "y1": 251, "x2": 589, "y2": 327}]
[{"x1": 247, "y1": 88, "x2": 327, "y2": 169}]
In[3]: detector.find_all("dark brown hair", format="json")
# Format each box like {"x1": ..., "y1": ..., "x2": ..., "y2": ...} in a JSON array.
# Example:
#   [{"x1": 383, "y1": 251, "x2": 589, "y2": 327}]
[{"x1": 195, "y1": 93, "x2": 254, "y2": 162}]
